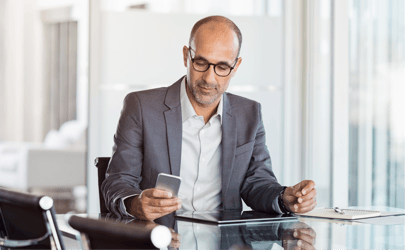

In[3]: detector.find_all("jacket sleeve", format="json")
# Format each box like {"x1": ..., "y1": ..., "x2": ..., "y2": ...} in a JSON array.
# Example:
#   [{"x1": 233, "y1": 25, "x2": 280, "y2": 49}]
[
  {"x1": 240, "y1": 103, "x2": 286, "y2": 213},
  {"x1": 101, "y1": 93, "x2": 144, "y2": 216}
]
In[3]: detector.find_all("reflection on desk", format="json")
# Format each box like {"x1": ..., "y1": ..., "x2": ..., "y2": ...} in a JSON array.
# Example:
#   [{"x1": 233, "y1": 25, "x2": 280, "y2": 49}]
[
  {"x1": 176, "y1": 219, "x2": 312, "y2": 249},
  {"x1": 57, "y1": 210, "x2": 405, "y2": 249}
]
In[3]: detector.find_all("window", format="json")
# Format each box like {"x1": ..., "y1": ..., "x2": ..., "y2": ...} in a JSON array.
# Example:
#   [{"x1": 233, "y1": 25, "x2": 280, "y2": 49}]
[{"x1": 348, "y1": 0, "x2": 404, "y2": 208}]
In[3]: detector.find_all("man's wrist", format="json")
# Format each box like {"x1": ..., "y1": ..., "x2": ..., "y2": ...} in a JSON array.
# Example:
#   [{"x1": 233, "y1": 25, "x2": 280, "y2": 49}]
[
  {"x1": 124, "y1": 196, "x2": 134, "y2": 212},
  {"x1": 122, "y1": 194, "x2": 139, "y2": 217},
  {"x1": 278, "y1": 187, "x2": 293, "y2": 214}
]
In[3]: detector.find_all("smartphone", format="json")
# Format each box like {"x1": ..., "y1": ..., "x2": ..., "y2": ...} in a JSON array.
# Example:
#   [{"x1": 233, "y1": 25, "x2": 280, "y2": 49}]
[{"x1": 155, "y1": 173, "x2": 182, "y2": 197}]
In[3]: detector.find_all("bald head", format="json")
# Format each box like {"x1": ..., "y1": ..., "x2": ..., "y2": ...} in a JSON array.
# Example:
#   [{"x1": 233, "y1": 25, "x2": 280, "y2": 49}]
[{"x1": 189, "y1": 16, "x2": 242, "y2": 58}]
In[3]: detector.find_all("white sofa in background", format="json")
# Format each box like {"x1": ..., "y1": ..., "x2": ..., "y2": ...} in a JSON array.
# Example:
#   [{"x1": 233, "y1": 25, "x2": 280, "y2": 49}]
[{"x1": 0, "y1": 120, "x2": 87, "y2": 191}]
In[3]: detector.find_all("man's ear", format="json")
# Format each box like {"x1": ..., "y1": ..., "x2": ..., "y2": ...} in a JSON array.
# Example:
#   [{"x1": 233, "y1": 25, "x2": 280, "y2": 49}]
[
  {"x1": 230, "y1": 57, "x2": 242, "y2": 77},
  {"x1": 182, "y1": 46, "x2": 189, "y2": 67}
]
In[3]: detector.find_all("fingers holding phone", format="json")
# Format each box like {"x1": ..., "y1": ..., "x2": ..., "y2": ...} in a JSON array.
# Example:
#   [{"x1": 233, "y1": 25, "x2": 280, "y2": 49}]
[
  {"x1": 127, "y1": 173, "x2": 182, "y2": 221},
  {"x1": 128, "y1": 188, "x2": 181, "y2": 221}
]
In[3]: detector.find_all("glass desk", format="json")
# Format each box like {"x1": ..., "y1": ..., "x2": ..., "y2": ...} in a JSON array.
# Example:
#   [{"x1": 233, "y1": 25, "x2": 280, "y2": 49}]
[{"x1": 57, "y1": 208, "x2": 404, "y2": 249}]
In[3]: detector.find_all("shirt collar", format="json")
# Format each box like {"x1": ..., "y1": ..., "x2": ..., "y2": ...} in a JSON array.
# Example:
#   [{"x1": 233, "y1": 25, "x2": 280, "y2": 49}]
[{"x1": 180, "y1": 78, "x2": 223, "y2": 124}]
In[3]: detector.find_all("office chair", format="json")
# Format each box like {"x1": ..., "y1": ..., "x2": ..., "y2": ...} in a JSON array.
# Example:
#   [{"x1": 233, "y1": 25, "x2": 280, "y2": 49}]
[
  {"x1": 0, "y1": 187, "x2": 65, "y2": 249},
  {"x1": 94, "y1": 157, "x2": 110, "y2": 214},
  {"x1": 68, "y1": 215, "x2": 171, "y2": 249}
]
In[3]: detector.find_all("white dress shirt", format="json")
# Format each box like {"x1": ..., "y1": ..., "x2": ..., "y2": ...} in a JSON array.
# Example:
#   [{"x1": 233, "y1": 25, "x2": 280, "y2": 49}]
[{"x1": 178, "y1": 78, "x2": 223, "y2": 211}]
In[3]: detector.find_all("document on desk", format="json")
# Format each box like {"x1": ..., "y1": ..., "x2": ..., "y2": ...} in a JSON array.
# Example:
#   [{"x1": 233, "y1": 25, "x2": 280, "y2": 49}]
[
  {"x1": 300, "y1": 207, "x2": 382, "y2": 220},
  {"x1": 298, "y1": 216, "x2": 363, "y2": 225},
  {"x1": 354, "y1": 215, "x2": 405, "y2": 225}
]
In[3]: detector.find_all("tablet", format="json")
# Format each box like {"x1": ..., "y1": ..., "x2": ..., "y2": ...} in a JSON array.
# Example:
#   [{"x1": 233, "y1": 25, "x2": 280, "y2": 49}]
[{"x1": 175, "y1": 210, "x2": 297, "y2": 225}]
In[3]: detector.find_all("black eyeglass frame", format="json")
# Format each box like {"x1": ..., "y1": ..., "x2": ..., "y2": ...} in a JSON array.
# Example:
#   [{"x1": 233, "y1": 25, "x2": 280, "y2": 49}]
[{"x1": 188, "y1": 47, "x2": 238, "y2": 77}]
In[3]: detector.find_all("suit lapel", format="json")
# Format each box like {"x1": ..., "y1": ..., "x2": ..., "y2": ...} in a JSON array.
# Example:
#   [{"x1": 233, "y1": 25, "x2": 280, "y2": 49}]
[
  {"x1": 221, "y1": 93, "x2": 237, "y2": 207},
  {"x1": 163, "y1": 77, "x2": 183, "y2": 176}
]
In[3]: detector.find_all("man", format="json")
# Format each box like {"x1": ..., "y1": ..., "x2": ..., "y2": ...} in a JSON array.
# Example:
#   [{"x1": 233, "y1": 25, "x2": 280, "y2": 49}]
[{"x1": 102, "y1": 16, "x2": 317, "y2": 221}]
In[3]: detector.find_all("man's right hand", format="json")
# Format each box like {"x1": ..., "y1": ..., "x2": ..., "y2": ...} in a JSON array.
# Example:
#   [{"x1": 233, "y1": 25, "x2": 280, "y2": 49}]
[{"x1": 125, "y1": 188, "x2": 182, "y2": 221}]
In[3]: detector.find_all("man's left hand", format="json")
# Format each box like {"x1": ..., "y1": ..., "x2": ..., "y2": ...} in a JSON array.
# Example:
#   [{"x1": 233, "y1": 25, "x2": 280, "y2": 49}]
[{"x1": 283, "y1": 180, "x2": 317, "y2": 214}]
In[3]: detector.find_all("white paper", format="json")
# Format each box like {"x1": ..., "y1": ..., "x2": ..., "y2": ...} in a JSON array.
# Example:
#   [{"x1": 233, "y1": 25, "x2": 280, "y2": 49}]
[{"x1": 354, "y1": 215, "x2": 405, "y2": 225}]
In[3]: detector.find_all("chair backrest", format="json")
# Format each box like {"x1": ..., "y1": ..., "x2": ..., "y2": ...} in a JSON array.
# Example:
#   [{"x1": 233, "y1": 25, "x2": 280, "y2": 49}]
[
  {"x1": 68, "y1": 215, "x2": 171, "y2": 249},
  {"x1": 0, "y1": 188, "x2": 65, "y2": 249},
  {"x1": 94, "y1": 157, "x2": 110, "y2": 214}
]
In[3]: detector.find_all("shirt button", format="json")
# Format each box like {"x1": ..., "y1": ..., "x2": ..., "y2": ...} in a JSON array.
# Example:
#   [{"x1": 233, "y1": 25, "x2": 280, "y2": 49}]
[
  {"x1": 202, "y1": 157, "x2": 205, "y2": 162},
  {"x1": 201, "y1": 130, "x2": 205, "y2": 135},
  {"x1": 197, "y1": 187, "x2": 201, "y2": 191}
]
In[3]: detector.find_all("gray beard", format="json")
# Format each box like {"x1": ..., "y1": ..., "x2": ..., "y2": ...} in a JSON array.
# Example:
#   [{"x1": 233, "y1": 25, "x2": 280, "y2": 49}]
[{"x1": 192, "y1": 87, "x2": 220, "y2": 105}]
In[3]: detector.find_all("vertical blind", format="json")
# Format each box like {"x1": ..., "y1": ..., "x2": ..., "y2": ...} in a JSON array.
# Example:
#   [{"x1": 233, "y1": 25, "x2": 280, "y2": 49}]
[{"x1": 42, "y1": 21, "x2": 78, "y2": 136}]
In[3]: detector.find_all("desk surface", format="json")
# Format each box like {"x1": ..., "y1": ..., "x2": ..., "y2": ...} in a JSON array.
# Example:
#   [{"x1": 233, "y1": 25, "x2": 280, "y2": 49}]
[{"x1": 57, "y1": 207, "x2": 405, "y2": 249}]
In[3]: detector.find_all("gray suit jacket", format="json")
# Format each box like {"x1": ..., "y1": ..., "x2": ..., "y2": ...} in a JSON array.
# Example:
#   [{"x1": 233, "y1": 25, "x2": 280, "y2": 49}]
[{"x1": 101, "y1": 76, "x2": 285, "y2": 215}]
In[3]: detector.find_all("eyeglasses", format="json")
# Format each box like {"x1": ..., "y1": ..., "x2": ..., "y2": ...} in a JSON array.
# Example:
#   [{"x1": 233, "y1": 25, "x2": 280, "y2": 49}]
[{"x1": 188, "y1": 47, "x2": 238, "y2": 77}]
